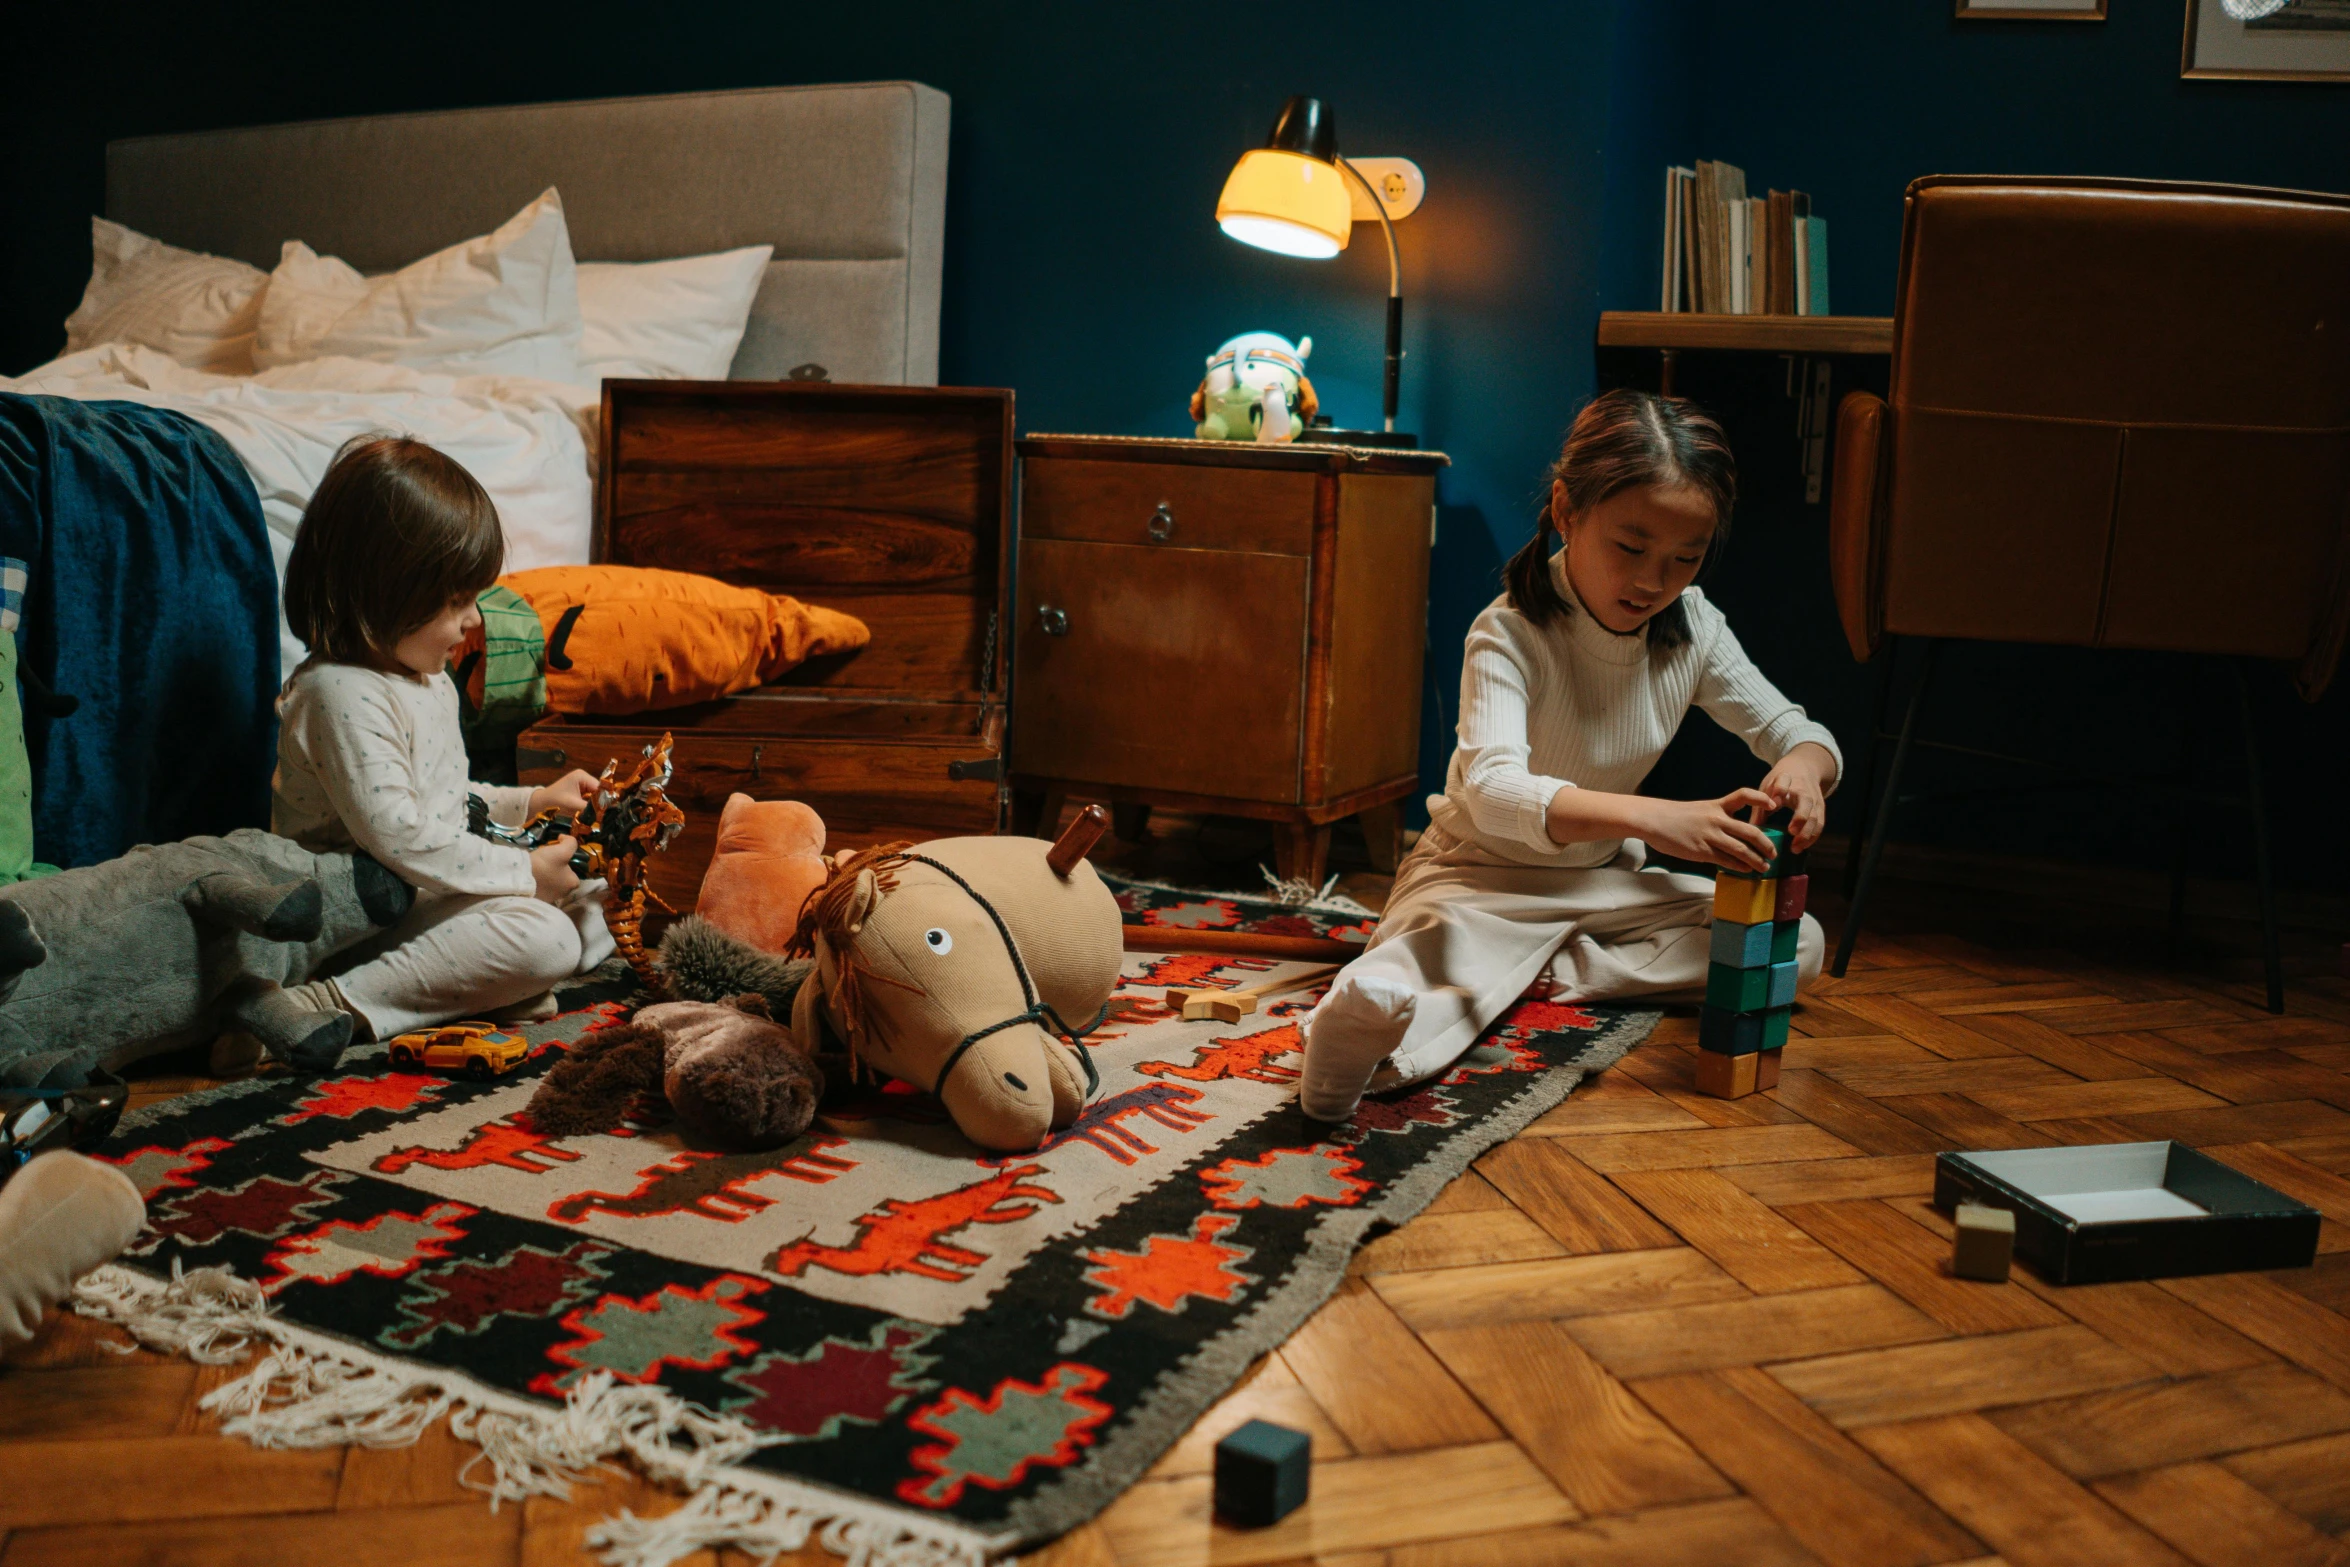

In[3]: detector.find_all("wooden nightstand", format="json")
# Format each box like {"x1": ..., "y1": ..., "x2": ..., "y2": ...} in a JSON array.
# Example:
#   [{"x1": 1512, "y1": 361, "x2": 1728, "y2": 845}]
[{"x1": 1009, "y1": 434, "x2": 1448, "y2": 884}]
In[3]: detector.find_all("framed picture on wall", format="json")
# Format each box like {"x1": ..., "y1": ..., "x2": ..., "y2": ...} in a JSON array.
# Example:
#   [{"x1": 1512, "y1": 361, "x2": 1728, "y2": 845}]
[
  {"x1": 1955, "y1": 0, "x2": 2105, "y2": 17},
  {"x1": 2185, "y1": 0, "x2": 2350, "y2": 78}
]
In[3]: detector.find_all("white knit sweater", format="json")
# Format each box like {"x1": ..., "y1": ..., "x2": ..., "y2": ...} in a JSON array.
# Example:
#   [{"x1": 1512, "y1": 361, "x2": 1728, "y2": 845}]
[
  {"x1": 274, "y1": 662, "x2": 538, "y2": 900},
  {"x1": 1426, "y1": 556, "x2": 1843, "y2": 869}
]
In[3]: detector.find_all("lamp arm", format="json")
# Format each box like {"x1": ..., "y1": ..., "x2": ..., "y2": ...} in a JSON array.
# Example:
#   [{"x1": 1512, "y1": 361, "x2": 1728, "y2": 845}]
[{"x1": 1341, "y1": 157, "x2": 1404, "y2": 434}]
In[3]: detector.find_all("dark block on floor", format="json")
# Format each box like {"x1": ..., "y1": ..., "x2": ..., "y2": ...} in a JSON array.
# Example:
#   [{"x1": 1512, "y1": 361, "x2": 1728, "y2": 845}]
[{"x1": 1215, "y1": 1418, "x2": 1311, "y2": 1526}]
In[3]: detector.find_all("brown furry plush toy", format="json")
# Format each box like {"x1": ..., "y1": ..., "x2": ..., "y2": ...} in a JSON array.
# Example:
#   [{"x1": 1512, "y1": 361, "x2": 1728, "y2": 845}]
[{"x1": 526, "y1": 993, "x2": 821, "y2": 1151}]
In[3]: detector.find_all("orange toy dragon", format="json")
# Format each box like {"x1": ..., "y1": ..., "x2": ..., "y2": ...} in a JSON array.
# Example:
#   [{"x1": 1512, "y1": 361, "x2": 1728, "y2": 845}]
[{"x1": 469, "y1": 734, "x2": 686, "y2": 986}]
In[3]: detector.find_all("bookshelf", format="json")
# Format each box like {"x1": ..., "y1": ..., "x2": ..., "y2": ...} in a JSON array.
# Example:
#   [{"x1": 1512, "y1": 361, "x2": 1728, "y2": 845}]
[{"x1": 1598, "y1": 311, "x2": 1893, "y2": 356}]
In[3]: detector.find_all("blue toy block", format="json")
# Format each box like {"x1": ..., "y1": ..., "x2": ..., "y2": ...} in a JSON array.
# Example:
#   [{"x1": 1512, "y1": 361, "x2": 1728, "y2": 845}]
[
  {"x1": 1700, "y1": 1005, "x2": 1767, "y2": 1055},
  {"x1": 1216, "y1": 1419, "x2": 1311, "y2": 1526},
  {"x1": 1711, "y1": 919, "x2": 1773, "y2": 969},
  {"x1": 1767, "y1": 959, "x2": 1799, "y2": 1009}
]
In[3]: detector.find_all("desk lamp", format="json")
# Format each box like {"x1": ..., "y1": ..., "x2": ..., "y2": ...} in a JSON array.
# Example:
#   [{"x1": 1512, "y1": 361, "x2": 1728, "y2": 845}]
[{"x1": 1216, "y1": 96, "x2": 1425, "y2": 448}]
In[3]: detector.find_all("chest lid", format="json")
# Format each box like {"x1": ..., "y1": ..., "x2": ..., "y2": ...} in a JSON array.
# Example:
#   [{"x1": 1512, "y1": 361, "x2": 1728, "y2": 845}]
[{"x1": 599, "y1": 381, "x2": 1012, "y2": 704}]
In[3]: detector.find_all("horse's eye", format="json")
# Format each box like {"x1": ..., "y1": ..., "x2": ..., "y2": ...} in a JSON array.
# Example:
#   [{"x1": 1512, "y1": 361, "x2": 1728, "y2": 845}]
[{"x1": 924, "y1": 927, "x2": 953, "y2": 955}]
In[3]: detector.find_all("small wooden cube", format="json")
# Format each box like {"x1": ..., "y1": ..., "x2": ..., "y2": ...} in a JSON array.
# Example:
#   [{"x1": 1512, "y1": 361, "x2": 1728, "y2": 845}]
[
  {"x1": 1710, "y1": 918, "x2": 1773, "y2": 969},
  {"x1": 1774, "y1": 873, "x2": 1809, "y2": 922},
  {"x1": 1706, "y1": 962, "x2": 1773, "y2": 1012},
  {"x1": 1754, "y1": 1047, "x2": 1783, "y2": 1090},
  {"x1": 1952, "y1": 1203, "x2": 2016, "y2": 1282},
  {"x1": 1761, "y1": 1006, "x2": 1792, "y2": 1050},
  {"x1": 1769, "y1": 918, "x2": 1802, "y2": 964},
  {"x1": 1713, "y1": 874, "x2": 1777, "y2": 925},
  {"x1": 1215, "y1": 1418, "x2": 1311, "y2": 1526},
  {"x1": 1699, "y1": 1005, "x2": 1766, "y2": 1055},
  {"x1": 1766, "y1": 959, "x2": 1800, "y2": 1009},
  {"x1": 1695, "y1": 1048, "x2": 1762, "y2": 1098}
]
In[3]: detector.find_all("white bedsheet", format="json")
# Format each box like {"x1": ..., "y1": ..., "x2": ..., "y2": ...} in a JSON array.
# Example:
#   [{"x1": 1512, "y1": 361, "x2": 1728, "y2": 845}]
[{"x1": 1, "y1": 344, "x2": 597, "y2": 679}]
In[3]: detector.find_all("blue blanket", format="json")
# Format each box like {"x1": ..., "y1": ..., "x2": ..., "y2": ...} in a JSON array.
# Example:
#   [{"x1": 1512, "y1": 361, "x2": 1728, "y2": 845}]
[{"x1": 0, "y1": 395, "x2": 277, "y2": 869}]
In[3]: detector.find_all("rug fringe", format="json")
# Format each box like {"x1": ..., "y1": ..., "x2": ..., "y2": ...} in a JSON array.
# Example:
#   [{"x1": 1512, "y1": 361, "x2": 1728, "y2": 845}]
[{"x1": 71, "y1": 1261, "x2": 996, "y2": 1566}]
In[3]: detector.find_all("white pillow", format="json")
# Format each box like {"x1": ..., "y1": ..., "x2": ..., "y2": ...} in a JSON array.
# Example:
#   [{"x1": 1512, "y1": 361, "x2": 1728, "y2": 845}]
[
  {"x1": 574, "y1": 244, "x2": 774, "y2": 384},
  {"x1": 253, "y1": 188, "x2": 583, "y2": 381},
  {"x1": 62, "y1": 219, "x2": 269, "y2": 375}
]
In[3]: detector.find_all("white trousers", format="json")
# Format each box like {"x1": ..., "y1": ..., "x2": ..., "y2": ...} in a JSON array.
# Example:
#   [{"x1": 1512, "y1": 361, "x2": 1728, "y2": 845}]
[
  {"x1": 327, "y1": 881, "x2": 616, "y2": 1038},
  {"x1": 1308, "y1": 823, "x2": 1823, "y2": 1090}
]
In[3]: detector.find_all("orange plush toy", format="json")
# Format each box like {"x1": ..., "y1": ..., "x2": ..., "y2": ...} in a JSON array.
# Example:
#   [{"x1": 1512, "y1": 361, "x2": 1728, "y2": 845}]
[
  {"x1": 478, "y1": 566, "x2": 869, "y2": 717},
  {"x1": 695, "y1": 794, "x2": 832, "y2": 955}
]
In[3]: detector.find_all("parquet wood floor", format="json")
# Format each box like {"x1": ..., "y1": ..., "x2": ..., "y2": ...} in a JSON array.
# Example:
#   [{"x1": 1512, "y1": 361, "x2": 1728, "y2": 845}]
[{"x1": 6, "y1": 864, "x2": 2349, "y2": 1567}]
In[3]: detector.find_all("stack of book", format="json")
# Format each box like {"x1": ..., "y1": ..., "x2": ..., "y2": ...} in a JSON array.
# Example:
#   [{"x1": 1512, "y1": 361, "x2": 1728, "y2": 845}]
[{"x1": 1661, "y1": 161, "x2": 1830, "y2": 316}]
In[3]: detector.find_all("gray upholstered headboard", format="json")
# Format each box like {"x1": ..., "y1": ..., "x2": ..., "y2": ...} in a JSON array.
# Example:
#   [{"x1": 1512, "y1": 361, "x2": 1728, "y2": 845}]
[{"x1": 106, "y1": 82, "x2": 948, "y2": 386}]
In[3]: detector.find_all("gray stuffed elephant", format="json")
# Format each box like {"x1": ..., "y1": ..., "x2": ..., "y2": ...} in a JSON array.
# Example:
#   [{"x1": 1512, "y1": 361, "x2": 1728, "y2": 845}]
[{"x1": 0, "y1": 828, "x2": 414, "y2": 1089}]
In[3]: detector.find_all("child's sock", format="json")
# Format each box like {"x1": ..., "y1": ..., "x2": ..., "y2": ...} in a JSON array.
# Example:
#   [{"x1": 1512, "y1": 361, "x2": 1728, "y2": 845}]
[
  {"x1": 487, "y1": 990, "x2": 560, "y2": 1024},
  {"x1": 0, "y1": 1152, "x2": 145, "y2": 1347},
  {"x1": 1298, "y1": 974, "x2": 1417, "y2": 1123}
]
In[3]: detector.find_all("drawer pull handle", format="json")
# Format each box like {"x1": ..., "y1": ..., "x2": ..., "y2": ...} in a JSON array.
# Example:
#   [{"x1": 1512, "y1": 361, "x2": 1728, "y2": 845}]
[
  {"x1": 1147, "y1": 502, "x2": 1174, "y2": 542},
  {"x1": 1037, "y1": 605, "x2": 1070, "y2": 637},
  {"x1": 749, "y1": 744, "x2": 764, "y2": 781}
]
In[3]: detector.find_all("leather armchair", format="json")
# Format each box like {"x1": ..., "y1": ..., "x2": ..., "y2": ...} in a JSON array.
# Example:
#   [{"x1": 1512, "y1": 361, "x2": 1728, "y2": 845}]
[{"x1": 1828, "y1": 175, "x2": 2350, "y2": 1008}]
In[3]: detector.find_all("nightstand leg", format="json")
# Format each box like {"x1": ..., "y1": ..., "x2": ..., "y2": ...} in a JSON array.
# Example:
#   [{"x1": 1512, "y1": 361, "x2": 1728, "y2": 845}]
[
  {"x1": 1273, "y1": 823, "x2": 1333, "y2": 889},
  {"x1": 1111, "y1": 802, "x2": 1152, "y2": 843},
  {"x1": 1011, "y1": 786, "x2": 1049, "y2": 837},
  {"x1": 1357, "y1": 802, "x2": 1403, "y2": 874}
]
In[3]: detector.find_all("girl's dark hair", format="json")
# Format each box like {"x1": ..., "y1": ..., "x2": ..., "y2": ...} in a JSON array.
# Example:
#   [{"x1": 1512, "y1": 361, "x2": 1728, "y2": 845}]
[
  {"x1": 1504, "y1": 389, "x2": 1737, "y2": 650},
  {"x1": 283, "y1": 435, "x2": 504, "y2": 675}
]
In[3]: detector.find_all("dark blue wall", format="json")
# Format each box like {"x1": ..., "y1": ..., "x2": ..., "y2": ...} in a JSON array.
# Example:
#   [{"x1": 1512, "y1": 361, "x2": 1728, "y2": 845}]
[{"x1": 2, "y1": 1, "x2": 2342, "y2": 890}]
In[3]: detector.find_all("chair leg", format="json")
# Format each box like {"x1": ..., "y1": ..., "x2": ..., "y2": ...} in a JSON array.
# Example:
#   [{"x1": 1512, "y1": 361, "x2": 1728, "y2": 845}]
[
  {"x1": 2166, "y1": 672, "x2": 2195, "y2": 966},
  {"x1": 2234, "y1": 664, "x2": 2285, "y2": 1014},
  {"x1": 1842, "y1": 638, "x2": 1901, "y2": 898},
  {"x1": 1833, "y1": 638, "x2": 1940, "y2": 978}
]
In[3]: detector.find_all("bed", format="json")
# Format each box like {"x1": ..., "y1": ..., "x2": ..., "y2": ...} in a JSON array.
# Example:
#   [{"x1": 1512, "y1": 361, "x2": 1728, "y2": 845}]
[{"x1": 0, "y1": 82, "x2": 949, "y2": 866}]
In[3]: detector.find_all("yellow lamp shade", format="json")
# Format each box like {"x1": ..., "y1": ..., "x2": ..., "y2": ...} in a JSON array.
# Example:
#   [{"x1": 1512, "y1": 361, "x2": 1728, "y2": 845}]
[{"x1": 1216, "y1": 148, "x2": 1352, "y2": 258}]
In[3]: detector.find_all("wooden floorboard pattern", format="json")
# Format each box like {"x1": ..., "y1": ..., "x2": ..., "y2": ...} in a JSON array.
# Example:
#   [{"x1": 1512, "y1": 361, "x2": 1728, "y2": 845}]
[{"x1": 5, "y1": 880, "x2": 2350, "y2": 1566}]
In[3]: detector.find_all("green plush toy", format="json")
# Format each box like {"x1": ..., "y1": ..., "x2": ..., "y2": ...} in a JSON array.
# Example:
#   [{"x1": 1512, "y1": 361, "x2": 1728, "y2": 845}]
[
  {"x1": 451, "y1": 582, "x2": 550, "y2": 784},
  {"x1": 0, "y1": 562, "x2": 56, "y2": 886}
]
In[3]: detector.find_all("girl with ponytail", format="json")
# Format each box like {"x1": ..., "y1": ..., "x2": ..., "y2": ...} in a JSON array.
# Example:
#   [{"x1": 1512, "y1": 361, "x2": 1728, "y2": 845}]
[{"x1": 1298, "y1": 389, "x2": 1843, "y2": 1122}]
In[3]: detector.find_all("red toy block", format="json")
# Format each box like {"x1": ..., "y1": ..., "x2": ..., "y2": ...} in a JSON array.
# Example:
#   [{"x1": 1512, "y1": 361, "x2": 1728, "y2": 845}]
[{"x1": 1774, "y1": 873, "x2": 1808, "y2": 922}]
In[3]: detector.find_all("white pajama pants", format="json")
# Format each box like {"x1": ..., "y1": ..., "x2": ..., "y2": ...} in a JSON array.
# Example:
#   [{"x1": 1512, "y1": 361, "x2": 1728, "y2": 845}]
[
  {"x1": 1310, "y1": 823, "x2": 1823, "y2": 1091},
  {"x1": 325, "y1": 881, "x2": 616, "y2": 1038}
]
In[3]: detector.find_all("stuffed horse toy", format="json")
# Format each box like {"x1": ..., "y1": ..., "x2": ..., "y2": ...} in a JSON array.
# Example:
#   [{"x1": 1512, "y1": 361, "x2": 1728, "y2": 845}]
[{"x1": 790, "y1": 809, "x2": 1122, "y2": 1152}]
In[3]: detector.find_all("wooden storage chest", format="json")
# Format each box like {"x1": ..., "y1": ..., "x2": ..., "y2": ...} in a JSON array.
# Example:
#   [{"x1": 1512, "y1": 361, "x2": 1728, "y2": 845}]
[{"x1": 518, "y1": 381, "x2": 1014, "y2": 914}]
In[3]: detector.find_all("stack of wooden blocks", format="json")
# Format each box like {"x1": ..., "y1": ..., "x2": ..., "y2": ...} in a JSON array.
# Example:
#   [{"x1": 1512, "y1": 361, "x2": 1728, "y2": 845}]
[{"x1": 1698, "y1": 827, "x2": 1805, "y2": 1098}]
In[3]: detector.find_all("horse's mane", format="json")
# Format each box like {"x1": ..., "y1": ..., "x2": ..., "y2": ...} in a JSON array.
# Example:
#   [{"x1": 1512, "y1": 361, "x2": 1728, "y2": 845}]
[{"x1": 788, "y1": 840, "x2": 919, "y2": 1051}]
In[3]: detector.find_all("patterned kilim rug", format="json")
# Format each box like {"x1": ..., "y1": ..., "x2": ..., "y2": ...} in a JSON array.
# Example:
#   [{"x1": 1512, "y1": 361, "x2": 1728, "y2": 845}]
[
  {"x1": 82, "y1": 940, "x2": 1656, "y2": 1565},
  {"x1": 1103, "y1": 869, "x2": 1380, "y2": 947}
]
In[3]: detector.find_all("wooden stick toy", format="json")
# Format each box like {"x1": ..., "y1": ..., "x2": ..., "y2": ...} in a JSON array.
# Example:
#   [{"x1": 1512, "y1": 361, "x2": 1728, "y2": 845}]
[{"x1": 1167, "y1": 964, "x2": 1342, "y2": 1023}]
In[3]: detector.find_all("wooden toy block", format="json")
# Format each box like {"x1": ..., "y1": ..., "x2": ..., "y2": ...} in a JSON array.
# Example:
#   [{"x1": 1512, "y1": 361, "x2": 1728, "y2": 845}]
[
  {"x1": 1766, "y1": 959, "x2": 1799, "y2": 1009},
  {"x1": 1770, "y1": 919, "x2": 1802, "y2": 964},
  {"x1": 1774, "y1": 872, "x2": 1808, "y2": 922},
  {"x1": 1168, "y1": 963, "x2": 1341, "y2": 1022},
  {"x1": 1699, "y1": 1005, "x2": 1766, "y2": 1055},
  {"x1": 1710, "y1": 918, "x2": 1773, "y2": 969},
  {"x1": 1706, "y1": 962, "x2": 1773, "y2": 1012},
  {"x1": 1215, "y1": 1418, "x2": 1311, "y2": 1526},
  {"x1": 1952, "y1": 1203, "x2": 2016, "y2": 1282},
  {"x1": 1754, "y1": 1047, "x2": 1782, "y2": 1090},
  {"x1": 1695, "y1": 1047, "x2": 1761, "y2": 1098},
  {"x1": 1713, "y1": 874, "x2": 1777, "y2": 925},
  {"x1": 1762, "y1": 1005, "x2": 1792, "y2": 1050}
]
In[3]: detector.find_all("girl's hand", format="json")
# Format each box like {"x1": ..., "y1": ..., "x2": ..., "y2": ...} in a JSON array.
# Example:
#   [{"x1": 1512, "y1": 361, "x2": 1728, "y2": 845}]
[
  {"x1": 1755, "y1": 743, "x2": 1837, "y2": 852},
  {"x1": 531, "y1": 836, "x2": 581, "y2": 905},
  {"x1": 528, "y1": 769, "x2": 599, "y2": 821},
  {"x1": 1635, "y1": 789, "x2": 1780, "y2": 874}
]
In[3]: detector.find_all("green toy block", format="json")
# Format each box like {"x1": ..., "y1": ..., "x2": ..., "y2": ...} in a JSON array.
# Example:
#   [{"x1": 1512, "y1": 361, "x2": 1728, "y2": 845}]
[
  {"x1": 1767, "y1": 959, "x2": 1799, "y2": 1009},
  {"x1": 1721, "y1": 827, "x2": 1806, "y2": 882},
  {"x1": 1710, "y1": 919, "x2": 1773, "y2": 969},
  {"x1": 1770, "y1": 919, "x2": 1802, "y2": 963},
  {"x1": 1762, "y1": 1006, "x2": 1791, "y2": 1049},
  {"x1": 1706, "y1": 962, "x2": 1773, "y2": 1012}
]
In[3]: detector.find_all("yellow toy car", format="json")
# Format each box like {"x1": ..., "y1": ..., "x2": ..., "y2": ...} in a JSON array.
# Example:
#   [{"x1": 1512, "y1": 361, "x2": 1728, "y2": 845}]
[{"x1": 386, "y1": 1021, "x2": 530, "y2": 1079}]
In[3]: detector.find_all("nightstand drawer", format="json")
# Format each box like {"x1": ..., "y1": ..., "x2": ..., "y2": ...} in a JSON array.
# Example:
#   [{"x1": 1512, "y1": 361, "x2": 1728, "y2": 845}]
[
  {"x1": 1022, "y1": 458, "x2": 1316, "y2": 556},
  {"x1": 1012, "y1": 537, "x2": 1307, "y2": 800}
]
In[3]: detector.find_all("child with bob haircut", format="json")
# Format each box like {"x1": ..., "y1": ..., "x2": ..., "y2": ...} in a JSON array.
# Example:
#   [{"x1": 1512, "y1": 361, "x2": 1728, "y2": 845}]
[
  {"x1": 1299, "y1": 390, "x2": 1842, "y2": 1121},
  {"x1": 267, "y1": 435, "x2": 610, "y2": 1058}
]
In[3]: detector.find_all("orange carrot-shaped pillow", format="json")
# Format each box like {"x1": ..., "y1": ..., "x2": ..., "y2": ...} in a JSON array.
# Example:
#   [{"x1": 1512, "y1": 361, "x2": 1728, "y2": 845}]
[{"x1": 497, "y1": 565, "x2": 869, "y2": 715}]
